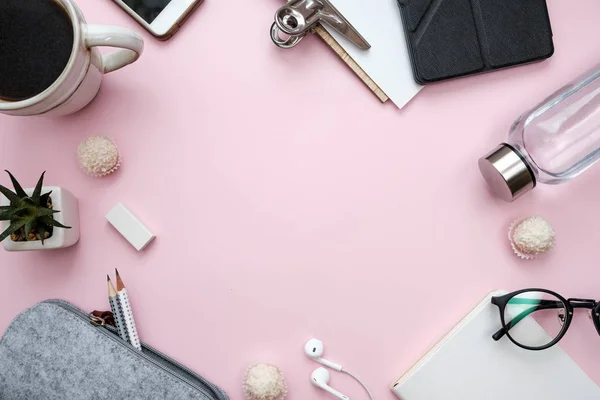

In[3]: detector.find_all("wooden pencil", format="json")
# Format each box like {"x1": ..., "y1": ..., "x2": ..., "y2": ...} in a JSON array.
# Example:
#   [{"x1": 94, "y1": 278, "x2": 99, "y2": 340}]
[
  {"x1": 107, "y1": 275, "x2": 129, "y2": 344},
  {"x1": 115, "y1": 268, "x2": 141, "y2": 350}
]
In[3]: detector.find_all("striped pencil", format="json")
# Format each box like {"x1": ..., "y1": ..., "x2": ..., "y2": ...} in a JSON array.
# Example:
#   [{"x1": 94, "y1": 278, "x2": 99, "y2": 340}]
[
  {"x1": 115, "y1": 268, "x2": 141, "y2": 351},
  {"x1": 107, "y1": 275, "x2": 130, "y2": 344}
]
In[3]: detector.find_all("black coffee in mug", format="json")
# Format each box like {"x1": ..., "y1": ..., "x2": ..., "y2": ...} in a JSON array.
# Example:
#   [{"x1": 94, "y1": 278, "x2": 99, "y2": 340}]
[{"x1": 0, "y1": 0, "x2": 74, "y2": 101}]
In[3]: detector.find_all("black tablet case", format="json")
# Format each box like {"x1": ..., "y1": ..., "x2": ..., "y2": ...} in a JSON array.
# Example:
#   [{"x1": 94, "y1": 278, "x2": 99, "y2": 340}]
[{"x1": 397, "y1": 0, "x2": 554, "y2": 84}]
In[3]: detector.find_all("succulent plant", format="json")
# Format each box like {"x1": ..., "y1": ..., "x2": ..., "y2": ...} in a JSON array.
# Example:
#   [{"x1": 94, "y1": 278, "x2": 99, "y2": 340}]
[{"x1": 0, "y1": 170, "x2": 70, "y2": 244}]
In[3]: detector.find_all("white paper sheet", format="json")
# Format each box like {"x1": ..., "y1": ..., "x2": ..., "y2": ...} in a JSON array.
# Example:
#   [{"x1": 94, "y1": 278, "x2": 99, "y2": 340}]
[{"x1": 323, "y1": 0, "x2": 423, "y2": 108}]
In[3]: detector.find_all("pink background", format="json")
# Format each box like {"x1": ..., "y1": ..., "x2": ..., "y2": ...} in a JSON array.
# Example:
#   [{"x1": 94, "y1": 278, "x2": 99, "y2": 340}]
[{"x1": 2, "y1": 0, "x2": 600, "y2": 398}]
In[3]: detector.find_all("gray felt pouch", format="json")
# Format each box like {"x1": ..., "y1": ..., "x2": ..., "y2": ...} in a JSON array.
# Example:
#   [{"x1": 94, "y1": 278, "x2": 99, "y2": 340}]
[{"x1": 0, "y1": 299, "x2": 229, "y2": 400}]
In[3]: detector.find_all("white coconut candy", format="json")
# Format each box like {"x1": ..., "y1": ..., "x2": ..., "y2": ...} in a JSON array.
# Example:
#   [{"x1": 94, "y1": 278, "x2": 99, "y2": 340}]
[{"x1": 509, "y1": 216, "x2": 555, "y2": 259}]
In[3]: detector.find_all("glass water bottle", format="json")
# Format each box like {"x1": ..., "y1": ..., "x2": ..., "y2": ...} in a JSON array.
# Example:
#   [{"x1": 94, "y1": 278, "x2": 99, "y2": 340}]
[{"x1": 479, "y1": 67, "x2": 600, "y2": 201}]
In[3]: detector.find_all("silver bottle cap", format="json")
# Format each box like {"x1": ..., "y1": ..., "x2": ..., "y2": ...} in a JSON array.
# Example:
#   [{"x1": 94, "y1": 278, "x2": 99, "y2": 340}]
[{"x1": 478, "y1": 144, "x2": 536, "y2": 202}]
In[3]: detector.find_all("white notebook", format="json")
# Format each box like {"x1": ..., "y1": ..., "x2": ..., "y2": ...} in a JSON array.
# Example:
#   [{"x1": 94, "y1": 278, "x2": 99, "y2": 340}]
[
  {"x1": 323, "y1": 0, "x2": 422, "y2": 109},
  {"x1": 391, "y1": 291, "x2": 600, "y2": 400}
]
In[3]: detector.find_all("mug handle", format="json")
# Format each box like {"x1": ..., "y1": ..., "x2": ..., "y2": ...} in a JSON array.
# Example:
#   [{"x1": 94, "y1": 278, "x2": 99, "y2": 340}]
[{"x1": 84, "y1": 25, "x2": 144, "y2": 74}]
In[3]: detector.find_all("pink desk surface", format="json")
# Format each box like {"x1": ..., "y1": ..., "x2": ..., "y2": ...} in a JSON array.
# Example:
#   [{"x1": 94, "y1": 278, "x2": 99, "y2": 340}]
[{"x1": 2, "y1": 0, "x2": 600, "y2": 398}]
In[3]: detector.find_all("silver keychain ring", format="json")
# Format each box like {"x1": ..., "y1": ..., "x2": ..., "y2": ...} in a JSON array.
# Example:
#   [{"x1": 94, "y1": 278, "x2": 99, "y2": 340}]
[{"x1": 270, "y1": 22, "x2": 304, "y2": 49}]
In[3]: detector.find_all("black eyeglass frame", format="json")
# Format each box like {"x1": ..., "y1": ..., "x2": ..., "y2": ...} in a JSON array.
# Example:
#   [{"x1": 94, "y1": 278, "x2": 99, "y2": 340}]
[{"x1": 491, "y1": 288, "x2": 600, "y2": 351}]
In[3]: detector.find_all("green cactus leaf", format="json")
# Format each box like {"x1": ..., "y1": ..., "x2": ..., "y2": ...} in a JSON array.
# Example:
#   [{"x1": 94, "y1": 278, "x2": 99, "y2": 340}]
[
  {"x1": 38, "y1": 225, "x2": 47, "y2": 244},
  {"x1": 0, "y1": 219, "x2": 26, "y2": 242},
  {"x1": 39, "y1": 215, "x2": 71, "y2": 229},
  {"x1": 0, "y1": 206, "x2": 15, "y2": 221},
  {"x1": 31, "y1": 171, "x2": 46, "y2": 203},
  {"x1": 36, "y1": 208, "x2": 58, "y2": 217},
  {"x1": 40, "y1": 191, "x2": 52, "y2": 206},
  {"x1": 24, "y1": 219, "x2": 35, "y2": 237},
  {"x1": 0, "y1": 184, "x2": 19, "y2": 204},
  {"x1": 5, "y1": 171, "x2": 27, "y2": 198}
]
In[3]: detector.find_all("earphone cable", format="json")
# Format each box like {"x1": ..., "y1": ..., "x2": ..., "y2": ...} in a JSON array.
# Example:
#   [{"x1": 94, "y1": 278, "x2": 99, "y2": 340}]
[{"x1": 342, "y1": 369, "x2": 375, "y2": 400}]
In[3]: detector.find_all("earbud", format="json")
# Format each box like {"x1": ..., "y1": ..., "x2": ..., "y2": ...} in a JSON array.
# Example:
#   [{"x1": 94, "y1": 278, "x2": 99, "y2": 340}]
[
  {"x1": 311, "y1": 367, "x2": 350, "y2": 400},
  {"x1": 304, "y1": 338, "x2": 343, "y2": 371},
  {"x1": 305, "y1": 339, "x2": 374, "y2": 400}
]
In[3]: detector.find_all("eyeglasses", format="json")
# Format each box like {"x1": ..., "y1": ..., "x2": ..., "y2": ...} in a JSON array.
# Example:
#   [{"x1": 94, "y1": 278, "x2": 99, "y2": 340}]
[{"x1": 491, "y1": 289, "x2": 600, "y2": 350}]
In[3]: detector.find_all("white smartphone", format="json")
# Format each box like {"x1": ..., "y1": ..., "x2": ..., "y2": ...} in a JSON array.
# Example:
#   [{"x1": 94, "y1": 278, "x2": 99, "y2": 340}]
[{"x1": 112, "y1": 0, "x2": 203, "y2": 40}]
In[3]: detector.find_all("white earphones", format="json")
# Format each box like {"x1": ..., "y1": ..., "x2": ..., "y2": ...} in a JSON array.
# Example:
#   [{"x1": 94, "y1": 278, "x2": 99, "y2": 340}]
[
  {"x1": 311, "y1": 367, "x2": 350, "y2": 400},
  {"x1": 304, "y1": 338, "x2": 374, "y2": 400},
  {"x1": 304, "y1": 338, "x2": 343, "y2": 372}
]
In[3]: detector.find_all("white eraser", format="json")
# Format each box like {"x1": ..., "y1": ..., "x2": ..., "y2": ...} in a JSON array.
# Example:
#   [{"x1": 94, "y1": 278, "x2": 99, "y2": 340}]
[{"x1": 106, "y1": 203, "x2": 155, "y2": 251}]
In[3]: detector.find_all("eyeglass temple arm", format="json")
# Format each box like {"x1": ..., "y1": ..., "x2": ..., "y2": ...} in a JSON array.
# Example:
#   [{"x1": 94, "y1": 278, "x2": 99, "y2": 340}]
[{"x1": 492, "y1": 299, "x2": 564, "y2": 341}]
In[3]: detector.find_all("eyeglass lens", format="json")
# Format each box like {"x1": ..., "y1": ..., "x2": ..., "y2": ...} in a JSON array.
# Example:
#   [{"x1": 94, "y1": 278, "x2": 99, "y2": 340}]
[{"x1": 504, "y1": 291, "x2": 567, "y2": 348}]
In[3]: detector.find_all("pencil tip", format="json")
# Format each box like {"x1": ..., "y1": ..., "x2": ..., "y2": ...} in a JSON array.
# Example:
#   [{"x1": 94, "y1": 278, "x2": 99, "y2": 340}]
[
  {"x1": 115, "y1": 268, "x2": 125, "y2": 291},
  {"x1": 107, "y1": 274, "x2": 110, "y2": 281}
]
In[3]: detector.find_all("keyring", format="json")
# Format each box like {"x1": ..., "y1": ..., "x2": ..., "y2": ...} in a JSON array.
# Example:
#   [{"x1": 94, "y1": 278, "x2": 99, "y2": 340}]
[
  {"x1": 270, "y1": 0, "x2": 369, "y2": 50},
  {"x1": 270, "y1": 22, "x2": 305, "y2": 49}
]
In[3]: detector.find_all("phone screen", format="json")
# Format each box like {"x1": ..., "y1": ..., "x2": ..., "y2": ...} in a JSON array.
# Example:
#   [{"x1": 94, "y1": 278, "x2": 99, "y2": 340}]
[{"x1": 122, "y1": 0, "x2": 172, "y2": 23}]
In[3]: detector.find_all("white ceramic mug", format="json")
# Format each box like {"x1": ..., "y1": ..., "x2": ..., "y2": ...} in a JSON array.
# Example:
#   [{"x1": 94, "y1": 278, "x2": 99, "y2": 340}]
[{"x1": 0, "y1": 0, "x2": 144, "y2": 117}]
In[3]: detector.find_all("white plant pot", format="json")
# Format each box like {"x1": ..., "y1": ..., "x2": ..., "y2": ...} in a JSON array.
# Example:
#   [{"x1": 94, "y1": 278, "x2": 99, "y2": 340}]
[{"x1": 1, "y1": 186, "x2": 80, "y2": 251}]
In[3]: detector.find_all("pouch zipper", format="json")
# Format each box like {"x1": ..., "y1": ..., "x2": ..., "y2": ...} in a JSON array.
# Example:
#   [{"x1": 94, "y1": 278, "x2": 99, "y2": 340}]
[{"x1": 44, "y1": 300, "x2": 225, "y2": 400}]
